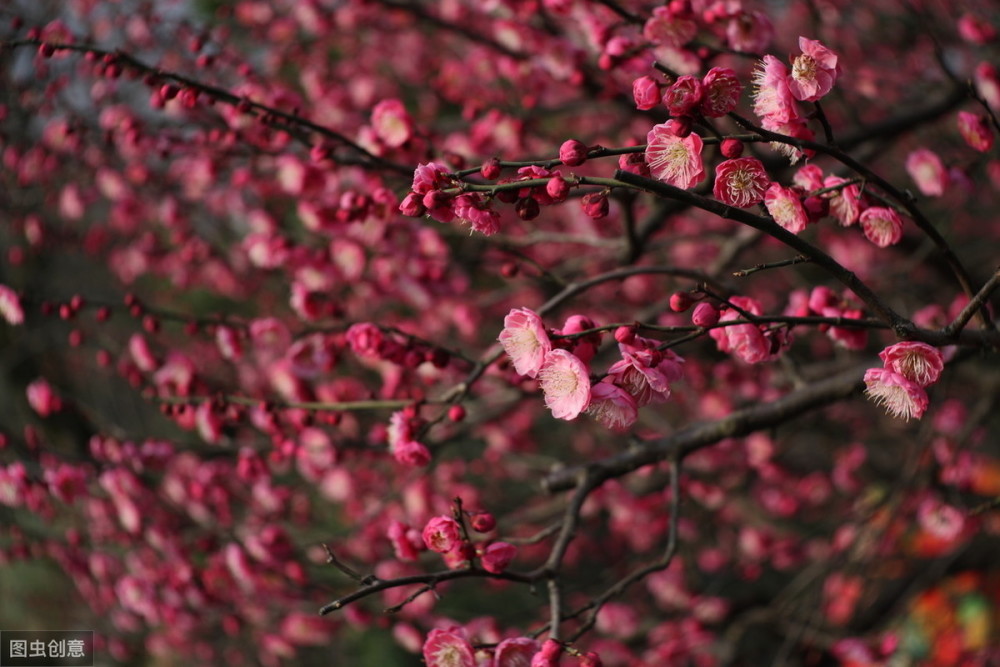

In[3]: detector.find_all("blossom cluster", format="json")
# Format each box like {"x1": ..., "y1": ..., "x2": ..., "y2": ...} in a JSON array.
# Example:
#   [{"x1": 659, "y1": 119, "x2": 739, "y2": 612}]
[
  {"x1": 498, "y1": 308, "x2": 683, "y2": 430},
  {"x1": 752, "y1": 37, "x2": 841, "y2": 161},
  {"x1": 864, "y1": 342, "x2": 945, "y2": 420}
]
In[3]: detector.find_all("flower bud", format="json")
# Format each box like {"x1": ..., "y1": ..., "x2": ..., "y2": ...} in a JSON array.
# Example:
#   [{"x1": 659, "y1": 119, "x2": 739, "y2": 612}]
[
  {"x1": 481, "y1": 157, "x2": 501, "y2": 180},
  {"x1": 669, "y1": 292, "x2": 694, "y2": 312},
  {"x1": 559, "y1": 139, "x2": 588, "y2": 166},
  {"x1": 581, "y1": 191, "x2": 609, "y2": 219},
  {"x1": 720, "y1": 138, "x2": 744, "y2": 158},
  {"x1": 691, "y1": 302, "x2": 720, "y2": 327}
]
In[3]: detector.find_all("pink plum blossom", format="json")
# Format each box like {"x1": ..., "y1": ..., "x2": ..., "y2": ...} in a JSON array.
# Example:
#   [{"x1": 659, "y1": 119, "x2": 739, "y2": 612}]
[
  {"x1": 787, "y1": 37, "x2": 841, "y2": 102},
  {"x1": 585, "y1": 381, "x2": 639, "y2": 431},
  {"x1": 494, "y1": 637, "x2": 540, "y2": 667},
  {"x1": 700, "y1": 67, "x2": 742, "y2": 118},
  {"x1": 709, "y1": 296, "x2": 773, "y2": 364},
  {"x1": 537, "y1": 349, "x2": 591, "y2": 420},
  {"x1": 878, "y1": 342, "x2": 944, "y2": 387},
  {"x1": 860, "y1": 206, "x2": 904, "y2": 247},
  {"x1": 0, "y1": 285, "x2": 24, "y2": 325},
  {"x1": 480, "y1": 541, "x2": 517, "y2": 573},
  {"x1": 371, "y1": 98, "x2": 413, "y2": 148},
  {"x1": 905, "y1": 148, "x2": 947, "y2": 196},
  {"x1": 713, "y1": 158, "x2": 769, "y2": 208},
  {"x1": 864, "y1": 368, "x2": 929, "y2": 421},
  {"x1": 662, "y1": 76, "x2": 703, "y2": 117},
  {"x1": 422, "y1": 516, "x2": 463, "y2": 553},
  {"x1": 632, "y1": 75, "x2": 662, "y2": 110},
  {"x1": 423, "y1": 628, "x2": 476, "y2": 667},
  {"x1": 752, "y1": 55, "x2": 797, "y2": 123},
  {"x1": 957, "y1": 111, "x2": 994, "y2": 152},
  {"x1": 645, "y1": 121, "x2": 705, "y2": 189},
  {"x1": 498, "y1": 307, "x2": 551, "y2": 378},
  {"x1": 764, "y1": 182, "x2": 808, "y2": 233},
  {"x1": 823, "y1": 176, "x2": 862, "y2": 227},
  {"x1": 643, "y1": 6, "x2": 696, "y2": 48}
]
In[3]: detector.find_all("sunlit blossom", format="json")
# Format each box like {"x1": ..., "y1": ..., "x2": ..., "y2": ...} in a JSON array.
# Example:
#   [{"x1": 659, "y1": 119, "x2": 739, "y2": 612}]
[
  {"x1": 763, "y1": 182, "x2": 808, "y2": 233},
  {"x1": 0, "y1": 285, "x2": 24, "y2": 325},
  {"x1": 498, "y1": 307, "x2": 551, "y2": 378},
  {"x1": 905, "y1": 148, "x2": 947, "y2": 197},
  {"x1": 537, "y1": 349, "x2": 591, "y2": 420}
]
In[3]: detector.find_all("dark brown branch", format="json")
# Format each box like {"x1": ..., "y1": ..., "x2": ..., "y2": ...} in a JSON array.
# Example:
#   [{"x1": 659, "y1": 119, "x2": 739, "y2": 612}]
[{"x1": 543, "y1": 363, "x2": 869, "y2": 493}]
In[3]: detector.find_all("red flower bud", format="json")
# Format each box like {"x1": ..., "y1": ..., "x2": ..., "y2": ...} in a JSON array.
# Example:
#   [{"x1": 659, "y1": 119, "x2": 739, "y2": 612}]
[
  {"x1": 559, "y1": 139, "x2": 588, "y2": 166},
  {"x1": 581, "y1": 191, "x2": 609, "y2": 219}
]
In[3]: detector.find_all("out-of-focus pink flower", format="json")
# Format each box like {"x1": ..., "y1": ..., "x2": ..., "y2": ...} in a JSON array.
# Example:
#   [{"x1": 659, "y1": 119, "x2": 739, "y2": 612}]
[
  {"x1": 905, "y1": 148, "x2": 947, "y2": 197},
  {"x1": 394, "y1": 439, "x2": 431, "y2": 467},
  {"x1": 423, "y1": 628, "x2": 476, "y2": 667},
  {"x1": 480, "y1": 541, "x2": 517, "y2": 574},
  {"x1": 958, "y1": 13, "x2": 997, "y2": 44},
  {"x1": 632, "y1": 75, "x2": 662, "y2": 111},
  {"x1": 663, "y1": 76, "x2": 703, "y2": 117},
  {"x1": 700, "y1": 67, "x2": 742, "y2": 117},
  {"x1": 0, "y1": 285, "x2": 24, "y2": 325},
  {"x1": 498, "y1": 307, "x2": 551, "y2": 378},
  {"x1": 787, "y1": 37, "x2": 841, "y2": 102},
  {"x1": 372, "y1": 98, "x2": 413, "y2": 148},
  {"x1": 917, "y1": 497, "x2": 966, "y2": 542},
  {"x1": 387, "y1": 520, "x2": 423, "y2": 562},
  {"x1": 494, "y1": 637, "x2": 539, "y2": 667},
  {"x1": 726, "y1": 10, "x2": 774, "y2": 53},
  {"x1": 864, "y1": 368, "x2": 929, "y2": 420},
  {"x1": 645, "y1": 121, "x2": 705, "y2": 189},
  {"x1": 537, "y1": 349, "x2": 591, "y2": 420},
  {"x1": 422, "y1": 516, "x2": 463, "y2": 553},
  {"x1": 27, "y1": 378, "x2": 62, "y2": 417},
  {"x1": 975, "y1": 62, "x2": 1000, "y2": 112},
  {"x1": 764, "y1": 182, "x2": 808, "y2": 233},
  {"x1": 957, "y1": 111, "x2": 994, "y2": 152},
  {"x1": 585, "y1": 381, "x2": 639, "y2": 431},
  {"x1": 879, "y1": 342, "x2": 944, "y2": 387},
  {"x1": 714, "y1": 157, "x2": 769, "y2": 208},
  {"x1": 859, "y1": 206, "x2": 904, "y2": 247},
  {"x1": 643, "y1": 6, "x2": 696, "y2": 47}
]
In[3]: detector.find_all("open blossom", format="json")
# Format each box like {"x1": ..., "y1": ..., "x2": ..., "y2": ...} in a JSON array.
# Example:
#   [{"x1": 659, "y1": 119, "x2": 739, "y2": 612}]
[
  {"x1": 700, "y1": 67, "x2": 742, "y2": 118},
  {"x1": 714, "y1": 157, "x2": 769, "y2": 208},
  {"x1": 585, "y1": 381, "x2": 639, "y2": 431},
  {"x1": 454, "y1": 193, "x2": 500, "y2": 235},
  {"x1": 411, "y1": 162, "x2": 452, "y2": 194},
  {"x1": 763, "y1": 182, "x2": 808, "y2": 233},
  {"x1": 787, "y1": 37, "x2": 841, "y2": 102},
  {"x1": 752, "y1": 55, "x2": 797, "y2": 123},
  {"x1": 823, "y1": 176, "x2": 862, "y2": 226},
  {"x1": 860, "y1": 206, "x2": 904, "y2": 247},
  {"x1": 879, "y1": 342, "x2": 944, "y2": 387},
  {"x1": 423, "y1": 628, "x2": 476, "y2": 667},
  {"x1": 905, "y1": 148, "x2": 947, "y2": 197},
  {"x1": 864, "y1": 368, "x2": 929, "y2": 421},
  {"x1": 726, "y1": 10, "x2": 774, "y2": 54},
  {"x1": 709, "y1": 296, "x2": 773, "y2": 364},
  {"x1": 422, "y1": 516, "x2": 463, "y2": 553},
  {"x1": 645, "y1": 121, "x2": 705, "y2": 189},
  {"x1": 498, "y1": 307, "x2": 551, "y2": 378},
  {"x1": 537, "y1": 349, "x2": 591, "y2": 420}
]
